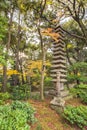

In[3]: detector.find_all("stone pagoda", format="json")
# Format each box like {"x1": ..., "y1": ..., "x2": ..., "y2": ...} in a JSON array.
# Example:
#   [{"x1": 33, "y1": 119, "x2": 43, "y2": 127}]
[{"x1": 50, "y1": 25, "x2": 69, "y2": 111}]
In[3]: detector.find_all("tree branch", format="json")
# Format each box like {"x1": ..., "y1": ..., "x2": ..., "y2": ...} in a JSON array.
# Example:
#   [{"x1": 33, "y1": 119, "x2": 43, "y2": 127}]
[{"x1": 62, "y1": 28, "x2": 85, "y2": 40}]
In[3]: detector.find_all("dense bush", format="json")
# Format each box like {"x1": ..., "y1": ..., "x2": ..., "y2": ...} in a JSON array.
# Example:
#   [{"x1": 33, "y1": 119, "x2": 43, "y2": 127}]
[
  {"x1": 11, "y1": 84, "x2": 30, "y2": 100},
  {"x1": 0, "y1": 101, "x2": 36, "y2": 130},
  {"x1": 70, "y1": 84, "x2": 87, "y2": 104},
  {"x1": 63, "y1": 105, "x2": 87, "y2": 129},
  {"x1": 67, "y1": 62, "x2": 87, "y2": 84}
]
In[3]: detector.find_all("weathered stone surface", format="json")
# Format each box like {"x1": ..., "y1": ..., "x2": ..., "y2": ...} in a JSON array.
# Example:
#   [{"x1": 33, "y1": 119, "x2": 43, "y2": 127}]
[
  {"x1": 51, "y1": 69, "x2": 67, "y2": 73},
  {"x1": 52, "y1": 79, "x2": 67, "y2": 82},
  {"x1": 50, "y1": 25, "x2": 68, "y2": 110},
  {"x1": 50, "y1": 96, "x2": 65, "y2": 106},
  {"x1": 61, "y1": 90, "x2": 69, "y2": 98}
]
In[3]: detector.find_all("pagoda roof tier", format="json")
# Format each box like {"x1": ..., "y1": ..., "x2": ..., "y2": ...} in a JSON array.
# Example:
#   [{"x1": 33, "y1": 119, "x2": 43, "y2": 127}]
[
  {"x1": 55, "y1": 29, "x2": 64, "y2": 34},
  {"x1": 52, "y1": 79, "x2": 67, "y2": 83},
  {"x1": 53, "y1": 43, "x2": 65, "y2": 48},
  {"x1": 52, "y1": 47, "x2": 65, "y2": 51},
  {"x1": 51, "y1": 69, "x2": 67, "y2": 73},
  {"x1": 50, "y1": 74, "x2": 66, "y2": 77},
  {"x1": 53, "y1": 50, "x2": 66, "y2": 57},
  {"x1": 55, "y1": 31, "x2": 65, "y2": 38},
  {"x1": 56, "y1": 36, "x2": 65, "y2": 40},
  {"x1": 52, "y1": 39, "x2": 65, "y2": 45},
  {"x1": 52, "y1": 57, "x2": 65, "y2": 60},
  {"x1": 52, "y1": 52, "x2": 65, "y2": 57},
  {"x1": 52, "y1": 55, "x2": 66, "y2": 60},
  {"x1": 52, "y1": 60, "x2": 66, "y2": 64},
  {"x1": 53, "y1": 47, "x2": 65, "y2": 52},
  {"x1": 53, "y1": 45, "x2": 65, "y2": 49},
  {"x1": 54, "y1": 25, "x2": 64, "y2": 32},
  {"x1": 51, "y1": 64, "x2": 66, "y2": 68}
]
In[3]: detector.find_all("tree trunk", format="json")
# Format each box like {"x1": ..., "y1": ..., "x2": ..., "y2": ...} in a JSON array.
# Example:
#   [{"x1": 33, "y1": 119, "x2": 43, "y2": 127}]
[
  {"x1": 2, "y1": 66, "x2": 7, "y2": 92},
  {"x1": 40, "y1": 47, "x2": 46, "y2": 100},
  {"x1": 37, "y1": 26, "x2": 46, "y2": 100},
  {"x1": 2, "y1": 5, "x2": 14, "y2": 92},
  {"x1": 14, "y1": 10, "x2": 21, "y2": 85}
]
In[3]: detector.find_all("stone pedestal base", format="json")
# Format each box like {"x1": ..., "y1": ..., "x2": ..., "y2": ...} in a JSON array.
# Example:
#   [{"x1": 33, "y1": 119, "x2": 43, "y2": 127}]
[{"x1": 50, "y1": 96, "x2": 65, "y2": 113}]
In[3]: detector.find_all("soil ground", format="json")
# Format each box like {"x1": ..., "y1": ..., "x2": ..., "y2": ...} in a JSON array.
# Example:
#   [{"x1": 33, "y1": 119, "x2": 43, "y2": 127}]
[{"x1": 29, "y1": 98, "x2": 82, "y2": 130}]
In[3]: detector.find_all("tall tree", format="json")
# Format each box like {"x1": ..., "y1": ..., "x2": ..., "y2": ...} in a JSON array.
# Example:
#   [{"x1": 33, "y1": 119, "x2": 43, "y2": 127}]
[{"x1": 2, "y1": 1, "x2": 14, "y2": 92}]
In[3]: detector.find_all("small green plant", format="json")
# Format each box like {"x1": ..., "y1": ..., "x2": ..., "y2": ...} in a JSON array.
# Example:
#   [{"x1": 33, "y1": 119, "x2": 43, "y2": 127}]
[
  {"x1": 0, "y1": 92, "x2": 10, "y2": 100},
  {"x1": 36, "y1": 124, "x2": 42, "y2": 130},
  {"x1": 0, "y1": 101, "x2": 36, "y2": 130},
  {"x1": 0, "y1": 92, "x2": 10, "y2": 105},
  {"x1": 31, "y1": 93, "x2": 40, "y2": 101},
  {"x1": 63, "y1": 105, "x2": 87, "y2": 129}
]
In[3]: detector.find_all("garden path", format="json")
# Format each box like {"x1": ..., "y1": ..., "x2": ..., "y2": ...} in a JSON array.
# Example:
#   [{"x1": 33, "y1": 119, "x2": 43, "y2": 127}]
[{"x1": 29, "y1": 98, "x2": 81, "y2": 130}]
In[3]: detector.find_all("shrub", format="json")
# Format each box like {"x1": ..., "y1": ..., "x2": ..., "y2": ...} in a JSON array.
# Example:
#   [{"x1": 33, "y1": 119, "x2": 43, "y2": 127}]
[
  {"x1": 31, "y1": 93, "x2": 40, "y2": 101},
  {"x1": 0, "y1": 101, "x2": 36, "y2": 130},
  {"x1": 63, "y1": 105, "x2": 87, "y2": 129},
  {"x1": 67, "y1": 62, "x2": 87, "y2": 84},
  {"x1": 70, "y1": 84, "x2": 87, "y2": 104},
  {"x1": 11, "y1": 84, "x2": 30, "y2": 100}
]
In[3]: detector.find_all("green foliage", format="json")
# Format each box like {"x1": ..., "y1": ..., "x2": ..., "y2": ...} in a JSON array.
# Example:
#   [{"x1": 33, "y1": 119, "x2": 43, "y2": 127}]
[
  {"x1": 79, "y1": 90, "x2": 87, "y2": 104},
  {"x1": 36, "y1": 123, "x2": 42, "y2": 130},
  {"x1": 0, "y1": 92, "x2": 10, "y2": 105},
  {"x1": 31, "y1": 93, "x2": 40, "y2": 101},
  {"x1": 67, "y1": 62, "x2": 87, "y2": 83},
  {"x1": 0, "y1": 15, "x2": 8, "y2": 41},
  {"x1": 0, "y1": 46, "x2": 7, "y2": 65},
  {"x1": 63, "y1": 105, "x2": 87, "y2": 129},
  {"x1": 11, "y1": 84, "x2": 30, "y2": 100},
  {"x1": 70, "y1": 84, "x2": 87, "y2": 104},
  {"x1": 44, "y1": 77, "x2": 53, "y2": 88},
  {"x1": 11, "y1": 101, "x2": 36, "y2": 123},
  {"x1": 0, "y1": 101, "x2": 36, "y2": 130}
]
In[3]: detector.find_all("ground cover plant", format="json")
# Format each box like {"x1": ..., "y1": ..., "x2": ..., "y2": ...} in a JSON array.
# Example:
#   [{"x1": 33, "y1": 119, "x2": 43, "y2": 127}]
[
  {"x1": 0, "y1": 101, "x2": 36, "y2": 130},
  {"x1": 0, "y1": 92, "x2": 10, "y2": 105},
  {"x1": 63, "y1": 105, "x2": 87, "y2": 129},
  {"x1": 70, "y1": 84, "x2": 87, "y2": 104}
]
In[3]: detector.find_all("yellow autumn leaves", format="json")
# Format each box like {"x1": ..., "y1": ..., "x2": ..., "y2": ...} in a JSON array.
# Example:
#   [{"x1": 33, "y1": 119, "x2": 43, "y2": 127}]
[
  {"x1": 42, "y1": 28, "x2": 60, "y2": 42},
  {"x1": 26, "y1": 60, "x2": 51, "y2": 76}
]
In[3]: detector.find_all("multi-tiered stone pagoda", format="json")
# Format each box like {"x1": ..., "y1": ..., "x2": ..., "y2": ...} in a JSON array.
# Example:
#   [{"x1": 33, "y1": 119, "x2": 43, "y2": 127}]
[{"x1": 50, "y1": 25, "x2": 69, "y2": 110}]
